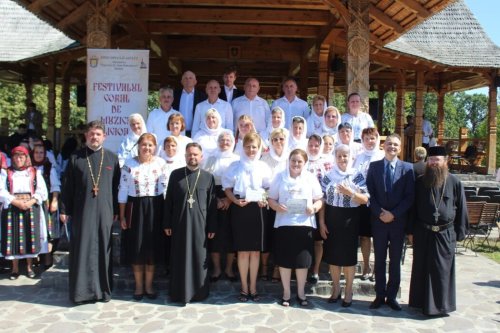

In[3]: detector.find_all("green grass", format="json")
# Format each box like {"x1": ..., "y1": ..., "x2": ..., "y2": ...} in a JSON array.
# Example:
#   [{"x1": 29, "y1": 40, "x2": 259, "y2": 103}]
[
  {"x1": 474, "y1": 243, "x2": 500, "y2": 263},
  {"x1": 457, "y1": 239, "x2": 500, "y2": 263}
]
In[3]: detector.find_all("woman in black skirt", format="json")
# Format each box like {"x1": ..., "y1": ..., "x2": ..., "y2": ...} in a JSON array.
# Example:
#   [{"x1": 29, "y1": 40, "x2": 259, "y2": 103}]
[
  {"x1": 118, "y1": 133, "x2": 169, "y2": 300},
  {"x1": 268, "y1": 149, "x2": 323, "y2": 307},
  {"x1": 319, "y1": 144, "x2": 369, "y2": 307},
  {"x1": 202, "y1": 130, "x2": 239, "y2": 281},
  {"x1": 222, "y1": 132, "x2": 271, "y2": 302}
]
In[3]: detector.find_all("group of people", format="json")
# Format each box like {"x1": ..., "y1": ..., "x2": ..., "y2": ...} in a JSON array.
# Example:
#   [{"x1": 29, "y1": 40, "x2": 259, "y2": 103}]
[{"x1": 0, "y1": 68, "x2": 468, "y2": 318}]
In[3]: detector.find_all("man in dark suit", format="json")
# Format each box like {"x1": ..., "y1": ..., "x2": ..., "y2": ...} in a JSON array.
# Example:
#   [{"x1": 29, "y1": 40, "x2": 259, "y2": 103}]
[
  {"x1": 366, "y1": 133, "x2": 415, "y2": 311},
  {"x1": 173, "y1": 70, "x2": 207, "y2": 136},
  {"x1": 218, "y1": 66, "x2": 244, "y2": 104}
]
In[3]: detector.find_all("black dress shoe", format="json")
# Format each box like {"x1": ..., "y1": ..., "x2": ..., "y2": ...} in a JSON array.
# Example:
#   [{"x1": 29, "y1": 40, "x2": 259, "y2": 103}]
[
  {"x1": 145, "y1": 291, "x2": 158, "y2": 300},
  {"x1": 133, "y1": 293, "x2": 144, "y2": 301},
  {"x1": 369, "y1": 297, "x2": 385, "y2": 309},
  {"x1": 386, "y1": 299, "x2": 402, "y2": 311},
  {"x1": 209, "y1": 275, "x2": 221, "y2": 282},
  {"x1": 327, "y1": 293, "x2": 342, "y2": 304}
]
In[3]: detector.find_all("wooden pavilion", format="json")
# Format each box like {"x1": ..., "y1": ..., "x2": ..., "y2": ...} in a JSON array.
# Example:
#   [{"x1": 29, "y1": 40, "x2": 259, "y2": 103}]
[{"x1": 0, "y1": 0, "x2": 499, "y2": 171}]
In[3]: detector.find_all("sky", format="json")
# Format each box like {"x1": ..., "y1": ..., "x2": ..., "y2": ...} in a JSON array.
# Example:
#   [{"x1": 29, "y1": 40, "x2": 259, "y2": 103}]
[{"x1": 463, "y1": 0, "x2": 499, "y2": 95}]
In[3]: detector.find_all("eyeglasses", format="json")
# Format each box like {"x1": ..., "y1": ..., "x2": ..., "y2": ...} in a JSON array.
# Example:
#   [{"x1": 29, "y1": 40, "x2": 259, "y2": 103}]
[{"x1": 272, "y1": 137, "x2": 285, "y2": 142}]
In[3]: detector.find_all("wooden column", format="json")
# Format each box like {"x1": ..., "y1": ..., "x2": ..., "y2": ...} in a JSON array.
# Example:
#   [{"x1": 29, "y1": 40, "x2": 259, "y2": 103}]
[
  {"x1": 377, "y1": 86, "x2": 385, "y2": 131},
  {"x1": 317, "y1": 44, "x2": 330, "y2": 98},
  {"x1": 486, "y1": 76, "x2": 498, "y2": 174},
  {"x1": 436, "y1": 89, "x2": 445, "y2": 145},
  {"x1": 46, "y1": 61, "x2": 57, "y2": 143},
  {"x1": 327, "y1": 73, "x2": 335, "y2": 105},
  {"x1": 395, "y1": 71, "x2": 406, "y2": 160},
  {"x1": 346, "y1": 0, "x2": 370, "y2": 111},
  {"x1": 414, "y1": 71, "x2": 424, "y2": 148},
  {"x1": 60, "y1": 63, "x2": 72, "y2": 148},
  {"x1": 299, "y1": 56, "x2": 309, "y2": 100}
]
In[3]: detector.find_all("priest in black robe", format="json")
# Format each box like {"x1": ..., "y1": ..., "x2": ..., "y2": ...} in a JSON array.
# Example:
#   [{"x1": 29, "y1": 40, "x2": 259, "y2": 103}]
[
  {"x1": 164, "y1": 142, "x2": 217, "y2": 304},
  {"x1": 61, "y1": 120, "x2": 120, "y2": 304},
  {"x1": 408, "y1": 146, "x2": 468, "y2": 316}
]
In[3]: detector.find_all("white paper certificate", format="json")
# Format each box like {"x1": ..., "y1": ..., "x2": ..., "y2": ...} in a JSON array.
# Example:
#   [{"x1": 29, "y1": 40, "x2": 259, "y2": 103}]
[
  {"x1": 245, "y1": 189, "x2": 264, "y2": 202},
  {"x1": 286, "y1": 198, "x2": 307, "y2": 215}
]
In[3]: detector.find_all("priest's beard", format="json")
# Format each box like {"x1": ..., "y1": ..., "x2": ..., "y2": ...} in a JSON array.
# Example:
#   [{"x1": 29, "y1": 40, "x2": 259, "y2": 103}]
[{"x1": 423, "y1": 165, "x2": 448, "y2": 189}]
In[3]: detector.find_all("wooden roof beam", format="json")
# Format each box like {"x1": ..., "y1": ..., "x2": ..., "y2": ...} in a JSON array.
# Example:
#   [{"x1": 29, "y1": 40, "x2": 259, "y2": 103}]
[
  {"x1": 394, "y1": 0, "x2": 430, "y2": 18},
  {"x1": 27, "y1": 0, "x2": 58, "y2": 14},
  {"x1": 127, "y1": 0, "x2": 330, "y2": 10},
  {"x1": 148, "y1": 23, "x2": 319, "y2": 38},
  {"x1": 57, "y1": 2, "x2": 92, "y2": 29},
  {"x1": 369, "y1": 6, "x2": 404, "y2": 34},
  {"x1": 135, "y1": 8, "x2": 330, "y2": 26},
  {"x1": 320, "y1": 0, "x2": 349, "y2": 25}
]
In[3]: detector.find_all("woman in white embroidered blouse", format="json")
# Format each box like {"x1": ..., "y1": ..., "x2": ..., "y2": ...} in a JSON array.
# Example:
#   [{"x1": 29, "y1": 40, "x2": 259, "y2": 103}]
[
  {"x1": 117, "y1": 113, "x2": 147, "y2": 167},
  {"x1": 319, "y1": 144, "x2": 369, "y2": 307},
  {"x1": 118, "y1": 133, "x2": 169, "y2": 301},
  {"x1": 268, "y1": 149, "x2": 323, "y2": 307},
  {"x1": 307, "y1": 95, "x2": 327, "y2": 137}
]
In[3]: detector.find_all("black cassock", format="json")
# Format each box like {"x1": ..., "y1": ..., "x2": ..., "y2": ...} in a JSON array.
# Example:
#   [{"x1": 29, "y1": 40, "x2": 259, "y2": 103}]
[
  {"x1": 164, "y1": 167, "x2": 217, "y2": 303},
  {"x1": 409, "y1": 173, "x2": 468, "y2": 315},
  {"x1": 61, "y1": 147, "x2": 120, "y2": 303}
]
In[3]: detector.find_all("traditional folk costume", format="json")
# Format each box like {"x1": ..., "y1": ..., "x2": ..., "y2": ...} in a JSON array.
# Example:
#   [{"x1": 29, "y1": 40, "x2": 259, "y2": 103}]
[
  {"x1": 0, "y1": 147, "x2": 48, "y2": 260},
  {"x1": 119, "y1": 157, "x2": 168, "y2": 265}
]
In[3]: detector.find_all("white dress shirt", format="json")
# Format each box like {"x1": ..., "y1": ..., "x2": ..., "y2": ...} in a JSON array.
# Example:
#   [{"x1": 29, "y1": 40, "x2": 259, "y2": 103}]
[
  {"x1": 179, "y1": 89, "x2": 195, "y2": 131},
  {"x1": 271, "y1": 96, "x2": 310, "y2": 129},
  {"x1": 191, "y1": 98, "x2": 233, "y2": 137},
  {"x1": 146, "y1": 107, "x2": 179, "y2": 143},
  {"x1": 232, "y1": 95, "x2": 271, "y2": 133},
  {"x1": 341, "y1": 112, "x2": 375, "y2": 141}
]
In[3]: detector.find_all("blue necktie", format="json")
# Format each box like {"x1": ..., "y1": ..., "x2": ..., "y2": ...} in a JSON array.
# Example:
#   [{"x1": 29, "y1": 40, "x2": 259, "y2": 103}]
[{"x1": 385, "y1": 163, "x2": 393, "y2": 193}]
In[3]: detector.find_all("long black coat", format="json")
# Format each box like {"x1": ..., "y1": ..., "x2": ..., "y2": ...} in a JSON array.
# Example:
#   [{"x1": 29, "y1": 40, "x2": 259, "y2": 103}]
[
  {"x1": 409, "y1": 173, "x2": 468, "y2": 315},
  {"x1": 163, "y1": 167, "x2": 217, "y2": 303}
]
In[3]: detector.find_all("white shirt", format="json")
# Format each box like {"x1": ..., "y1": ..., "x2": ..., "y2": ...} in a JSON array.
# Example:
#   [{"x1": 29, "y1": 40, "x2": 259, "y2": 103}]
[
  {"x1": 271, "y1": 96, "x2": 310, "y2": 129},
  {"x1": 222, "y1": 159, "x2": 272, "y2": 198},
  {"x1": 224, "y1": 85, "x2": 235, "y2": 103},
  {"x1": 34, "y1": 164, "x2": 61, "y2": 193},
  {"x1": 268, "y1": 170, "x2": 322, "y2": 228},
  {"x1": 341, "y1": 112, "x2": 375, "y2": 141},
  {"x1": 0, "y1": 168, "x2": 48, "y2": 208},
  {"x1": 422, "y1": 119, "x2": 433, "y2": 144},
  {"x1": 232, "y1": 95, "x2": 271, "y2": 134},
  {"x1": 146, "y1": 107, "x2": 180, "y2": 144},
  {"x1": 192, "y1": 99, "x2": 233, "y2": 137},
  {"x1": 118, "y1": 157, "x2": 169, "y2": 203},
  {"x1": 179, "y1": 89, "x2": 195, "y2": 131}
]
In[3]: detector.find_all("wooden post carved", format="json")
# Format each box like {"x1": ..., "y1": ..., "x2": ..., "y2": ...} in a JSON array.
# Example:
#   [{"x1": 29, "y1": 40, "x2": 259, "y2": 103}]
[
  {"x1": 347, "y1": 0, "x2": 370, "y2": 111},
  {"x1": 318, "y1": 44, "x2": 330, "y2": 98},
  {"x1": 87, "y1": 0, "x2": 110, "y2": 48},
  {"x1": 46, "y1": 61, "x2": 56, "y2": 143},
  {"x1": 436, "y1": 89, "x2": 445, "y2": 145},
  {"x1": 60, "y1": 63, "x2": 72, "y2": 148},
  {"x1": 395, "y1": 71, "x2": 406, "y2": 160},
  {"x1": 414, "y1": 71, "x2": 424, "y2": 148},
  {"x1": 377, "y1": 86, "x2": 385, "y2": 131},
  {"x1": 486, "y1": 76, "x2": 498, "y2": 174}
]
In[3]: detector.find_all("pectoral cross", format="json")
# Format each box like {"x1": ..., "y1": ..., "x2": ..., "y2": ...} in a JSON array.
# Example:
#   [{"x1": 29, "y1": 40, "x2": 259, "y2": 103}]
[
  {"x1": 433, "y1": 211, "x2": 440, "y2": 223},
  {"x1": 92, "y1": 186, "x2": 99, "y2": 197},
  {"x1": 187, "y1": 195, "x2": 195, "y2": 209}
]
